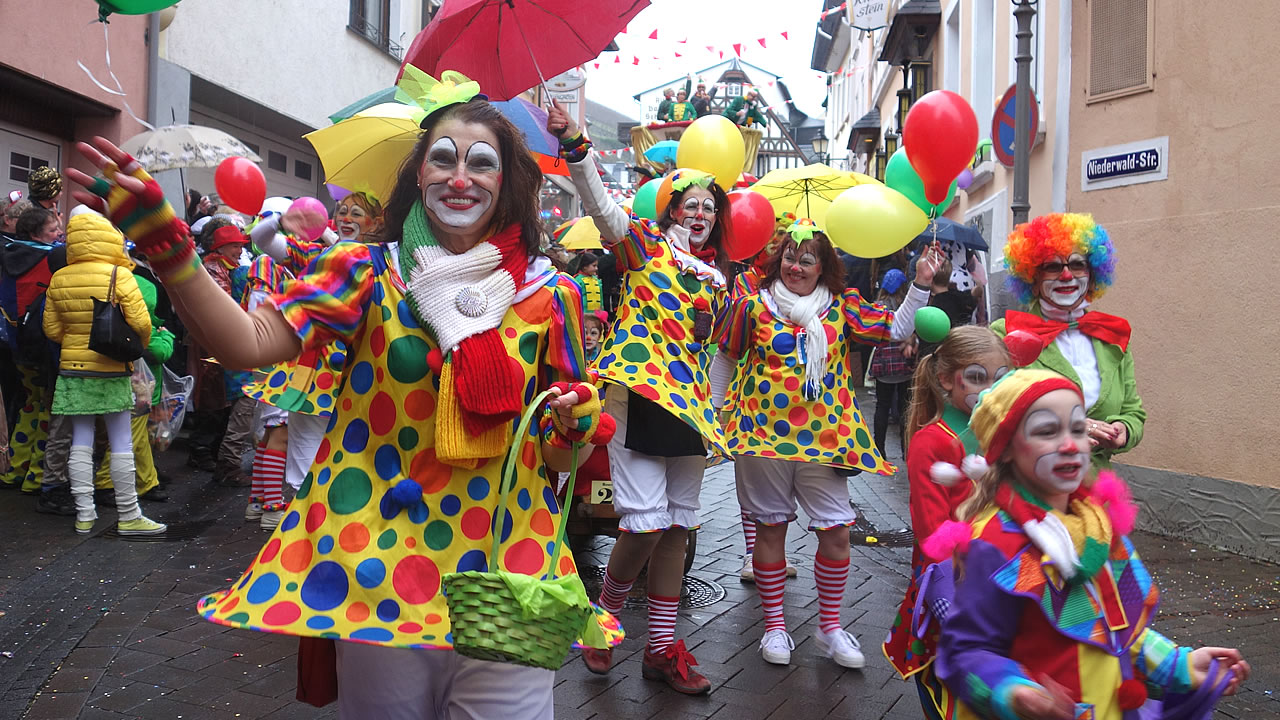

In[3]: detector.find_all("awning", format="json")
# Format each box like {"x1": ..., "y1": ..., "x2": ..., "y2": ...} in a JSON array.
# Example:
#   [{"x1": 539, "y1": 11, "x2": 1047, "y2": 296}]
[
  {"x1": 849, "y1": 108, "x2": 882, "y2": 152},
  {"x1": 878, "y1": 0, "x2": 941, "y2": 66}
]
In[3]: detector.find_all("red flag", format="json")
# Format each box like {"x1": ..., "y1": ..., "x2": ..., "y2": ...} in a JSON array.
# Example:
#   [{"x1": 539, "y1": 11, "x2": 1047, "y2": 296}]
[
  {"x1": 781, "y1": 31, "x2": 789, "y2": 40},
  {"x1": 632, "y1": 56, "x2": 640, "y2": 65},
  {"x1": 733, "y1": 43, "x2": 742, "y2": 56},
  {"x1": 593, "y1": 62, "x2": 600, "y2": 69},
  {"x1": 757, "y1": 38, "x2": 767, "y2": 48},
  {"x1": 768, "y1": 80, "x2": 775, "y2": 86},
  {"x1": 674, "y1": 52, "x2": 682, "y2": 57},
  {"x1": 648, "y1": 29, "x2": 658, "y2": 39},
  {"x1": 705, "y1": 45, "x2": 715, "y2": 53},
  {"x1": 678, "y1": 37, "x2": 687, "y2": 44},
  {"x1": 719, "y1": 50, "x2": 724, "y2": 59}
]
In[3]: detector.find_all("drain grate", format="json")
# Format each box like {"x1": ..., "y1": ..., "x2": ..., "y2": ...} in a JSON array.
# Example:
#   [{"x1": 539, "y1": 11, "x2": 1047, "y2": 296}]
[
  {"x1": 98, "y1": 519, "x2": 214, "y2": 542},
  {"x1": 579, "y1": 566, "x2": 726, "y2": 609}
]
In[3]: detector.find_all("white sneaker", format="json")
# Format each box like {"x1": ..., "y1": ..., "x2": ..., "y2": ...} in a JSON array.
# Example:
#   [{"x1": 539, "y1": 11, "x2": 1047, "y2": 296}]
[
  {"x1": 739, "y1": 555, "x2": 755, "y2": 582},
  {"x1": 758, "y1": 629, "x2": 794, "y2": 665},
  {"x1": 245, "y1": 502, "x2": 263, "y2": 521},
  {"x1": 815, "y1": 628, "x2": 865, "y2": 669},
  {"x1": 785, "y1": 558, "x2": 799, "y2": 578},
  {"x1": 260, "y1": 510, "x2": 285, "y2": 530}
]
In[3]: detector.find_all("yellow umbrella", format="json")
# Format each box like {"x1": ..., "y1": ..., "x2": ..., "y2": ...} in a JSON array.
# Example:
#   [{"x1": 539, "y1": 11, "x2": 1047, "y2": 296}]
[
  {"x1": 304, "y1": 102, "x2": 423, "y2": 204},
  {"x1": 555, "y1": 216, "x2": 603, "y2": 250},
  {"x1": 750, "y1": 163, "x2": 880, "y2": 227}
]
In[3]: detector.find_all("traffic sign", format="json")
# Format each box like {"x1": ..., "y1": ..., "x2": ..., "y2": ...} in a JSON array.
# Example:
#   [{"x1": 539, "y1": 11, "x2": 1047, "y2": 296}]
[{"x1": 992, "y1": 84, "x2": 1039, "y2": 168}]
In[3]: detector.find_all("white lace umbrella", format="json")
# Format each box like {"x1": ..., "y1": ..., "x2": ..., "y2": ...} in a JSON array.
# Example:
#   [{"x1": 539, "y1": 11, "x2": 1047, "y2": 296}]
[{"x1": 121, "y1": 125, "x2": 262, "y2": 172}]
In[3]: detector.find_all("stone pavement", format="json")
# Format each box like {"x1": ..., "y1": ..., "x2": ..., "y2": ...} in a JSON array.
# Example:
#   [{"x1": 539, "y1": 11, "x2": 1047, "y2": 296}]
[{"x1": 1, "y1": 420, "x2": 1279, "y2": 719}]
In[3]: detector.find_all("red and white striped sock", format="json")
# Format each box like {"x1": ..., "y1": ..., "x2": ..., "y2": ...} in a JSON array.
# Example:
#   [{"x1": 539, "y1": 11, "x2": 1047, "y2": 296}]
[
  {"x1": 255, "y1": 448, "x2": 287, "y2": 511},
  {"x1": 754, "y1": 560, "x2": 788, "y2": 632},
  {"x1": 814, "y1": 552, "x2": 850, "y2": 633},
  {"x1": 598, "y1": 568, "x2": 634, "y2": 613},
  {"x1": 248, "y1": 444, "x2": 268, "y2": 503},
  {"x1": 741, "y1": 512, "x2": 756, "y2": 555},
  {"x1": 647, "y1": 594, "x2": 680, "y2": 655}
]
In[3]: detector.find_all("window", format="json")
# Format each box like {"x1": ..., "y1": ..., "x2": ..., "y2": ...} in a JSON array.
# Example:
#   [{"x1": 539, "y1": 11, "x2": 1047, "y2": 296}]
[
  {"x1": 267, "y1": 150, "x2": 287, "y2": 173},
  {"x1": 349, "y1": 0, "x2": 404, "y2": 59},
  {"x1": 726, "y1": 84, "x2": 742, "y2": 98},
  {"x1": 943, "y1": 2, "x2": 960, "y2": 93},
  {"x1": 8, "y1": 152, "x2": 50, "y2": 184},
  {"x1": 970, "y1": 0, "x2": 995, "y2": 128},
  {"x1": 294, "y1": 159, "x2": 313, "y2": 181},
  {"x1": 1088, "y1": 0, "x2": 1154, "y2": 101},
  {"x1": 242, "y1": 141, "x2": 260, "y2": 157}
]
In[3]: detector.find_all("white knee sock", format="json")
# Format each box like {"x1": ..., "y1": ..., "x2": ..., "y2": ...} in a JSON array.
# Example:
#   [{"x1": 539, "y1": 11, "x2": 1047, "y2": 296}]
[
  {"x1": 110, "y1": 452, "x2": 141, "y2": 521},
  {"x1": 68, "y1": 445, "x2": 96, "y2": 522}
]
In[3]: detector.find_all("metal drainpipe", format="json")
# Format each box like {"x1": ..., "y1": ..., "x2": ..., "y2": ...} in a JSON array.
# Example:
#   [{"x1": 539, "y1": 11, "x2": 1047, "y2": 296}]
[
  {"x1": 1011, "y1": 1, "x2": 1037, "y2": 226},
  {"x1": 146, "y1": 12, "x2": 161, "y2": 126}
]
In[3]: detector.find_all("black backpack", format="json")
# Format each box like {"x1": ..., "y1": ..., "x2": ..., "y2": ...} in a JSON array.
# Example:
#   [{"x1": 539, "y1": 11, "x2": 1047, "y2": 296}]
[{"x1": 15, "y1": 287, "x2": 50, "y2": 366}]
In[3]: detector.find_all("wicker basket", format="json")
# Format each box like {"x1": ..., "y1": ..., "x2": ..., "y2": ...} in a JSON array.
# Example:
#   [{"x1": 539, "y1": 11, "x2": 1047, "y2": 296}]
[{"x1": 443, "y1": 389, "x2": 591, "y2": 670}]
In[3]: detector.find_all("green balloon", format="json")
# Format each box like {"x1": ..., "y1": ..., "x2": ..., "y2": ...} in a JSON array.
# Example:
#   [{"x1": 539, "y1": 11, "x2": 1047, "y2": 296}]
[
  {"x1": 914, "y1": 306, "x2": 951, "y2": 343},
  {"x1": 885, "y1": 147, "x2": 957, "y2": 218},
  {"x1": 98, "y1": 0, "x2": 177, "y2": 18},
  {"x1": 633, "y1": 180, "x2": 660, "y2": 220}
]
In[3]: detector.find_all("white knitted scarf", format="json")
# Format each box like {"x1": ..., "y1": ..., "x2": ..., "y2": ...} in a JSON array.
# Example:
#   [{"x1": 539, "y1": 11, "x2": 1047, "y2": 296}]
[{"x1": 766, "y1": 280, "x2": 833, "y2": 399}]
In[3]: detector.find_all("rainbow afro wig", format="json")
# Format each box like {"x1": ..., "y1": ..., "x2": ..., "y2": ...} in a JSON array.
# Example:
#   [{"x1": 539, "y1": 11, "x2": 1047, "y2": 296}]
[{"x1": 1003, "y1": 212, "x2": 1115, "y2": 305}]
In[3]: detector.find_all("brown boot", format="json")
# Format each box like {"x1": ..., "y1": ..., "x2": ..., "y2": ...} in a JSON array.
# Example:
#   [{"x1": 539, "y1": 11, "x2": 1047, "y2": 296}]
[
  {"x1": 581, "y1": 646, "x2": 613, "y2": 674},
  {"x1": 641, "y1": 640, "x2": 711, "y2": 695}
]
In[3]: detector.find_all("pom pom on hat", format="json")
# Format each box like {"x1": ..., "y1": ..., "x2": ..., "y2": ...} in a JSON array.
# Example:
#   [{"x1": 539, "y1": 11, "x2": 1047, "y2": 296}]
[
  {"x1": 961, "y1": 455, "x2": 990, "y2": 481},
  {"x1": 922, "y1": 520, "x2": 973, "y2": 562},
  {"x1": 930, "y1": 462, "x2": 964, "y2": 486}
]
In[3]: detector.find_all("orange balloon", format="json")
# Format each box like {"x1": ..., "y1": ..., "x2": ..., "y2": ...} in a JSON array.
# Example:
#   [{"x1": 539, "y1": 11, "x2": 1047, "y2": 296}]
[{"x1": 653, "y1": 168, "x2": 714, "y2": 219}]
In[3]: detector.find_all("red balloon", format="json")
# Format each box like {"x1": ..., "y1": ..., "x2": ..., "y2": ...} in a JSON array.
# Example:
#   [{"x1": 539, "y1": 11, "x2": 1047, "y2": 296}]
[
  {"x1": 903, "y1": 90, "x2": 979, "y2": 206},
  {"x1": 724, "y1": 190, "x2": 774, "y2": 262},
  {"x1": 214, "y1": 157, "x2": 266, "y2": 215}
]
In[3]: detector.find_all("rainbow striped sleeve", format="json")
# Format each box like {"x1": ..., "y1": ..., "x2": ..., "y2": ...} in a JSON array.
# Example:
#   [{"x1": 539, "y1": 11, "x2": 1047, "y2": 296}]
[
  {"x1": 841, "y1": 288, "x2": 894, "y2": 346},
  {"x1": 731, "y1": 268, "x2": 762, "y2": 299},
  {"x1": 543, "y1": 274, "x2": 589, "y2": 384},
  {"x1": 611, "y1": 214, "x2": 662, "y2": 272},
  {"x1": 285, "y1": 235, "x2": 327, "y2": 277},
  {"x1": 272, "y1": 243, "x2": 375, "y2": 350},
  {"x1": 718, "y1": 294, "x2": 757, "y2": 359}
]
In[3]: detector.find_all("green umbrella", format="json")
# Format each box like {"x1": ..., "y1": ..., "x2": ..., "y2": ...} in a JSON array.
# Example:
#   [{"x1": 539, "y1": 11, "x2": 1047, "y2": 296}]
[{"x1": 328, "y1": 87, "x2": 398, "y2": 123}]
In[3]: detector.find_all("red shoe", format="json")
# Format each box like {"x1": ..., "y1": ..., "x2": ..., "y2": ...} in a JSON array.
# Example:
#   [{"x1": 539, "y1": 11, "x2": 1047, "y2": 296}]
[
  {"x1": 581, "y1": 646, "x2": 613, "y2": 674},
  {"x1": 641, "y1": 640, "x2": 711, "y2": 695}
]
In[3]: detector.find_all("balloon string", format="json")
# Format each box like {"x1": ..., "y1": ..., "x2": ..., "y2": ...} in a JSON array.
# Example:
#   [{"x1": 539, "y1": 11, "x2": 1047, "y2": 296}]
[{"x1": 77, "y1": 20, "x2": 155, "y2": 131}]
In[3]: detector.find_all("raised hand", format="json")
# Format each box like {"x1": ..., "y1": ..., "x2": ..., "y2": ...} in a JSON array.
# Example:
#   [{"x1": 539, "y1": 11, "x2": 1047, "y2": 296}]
[{"x1": 546, "y1": 99, "x2": 578, "y2": 139}]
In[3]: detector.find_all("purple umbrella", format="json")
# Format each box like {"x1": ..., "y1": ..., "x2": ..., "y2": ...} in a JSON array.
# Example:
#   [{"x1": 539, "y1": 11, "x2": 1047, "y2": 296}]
[{"x1": 491, "y1": 98, "x2": 560, "y2": 157}]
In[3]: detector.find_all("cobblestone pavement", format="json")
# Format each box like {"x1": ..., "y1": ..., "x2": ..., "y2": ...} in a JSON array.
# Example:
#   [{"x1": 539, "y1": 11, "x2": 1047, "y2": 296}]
[{"x1": 2, "y1": 413, "x2": 1279, "y2": 719}]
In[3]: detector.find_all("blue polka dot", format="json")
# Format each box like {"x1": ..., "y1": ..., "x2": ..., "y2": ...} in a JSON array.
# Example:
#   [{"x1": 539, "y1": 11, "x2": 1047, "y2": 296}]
[
  {"x1": 246, "y1": 572, "x2": 280, "y2": 604},
  {"x1": 330, "y1": 349, "x2": 346, "y2": 368},
  {"x1": 658, "y1": 292, "x2": 680, "y2": 311},
  {"x1": 316, "y1": 467, "x2": 332, "y2": 486},
  {"x1": 268, "y1": 372, "x2": 286, "y2": 388},
  {"x1": 397, "y1": 300, "x2": 420, "y2": 328},
  {"x1": 456, "y1": 549, "x2": 488, "y2": 573},
  {"x1": 612, "y1": 328, "x2": 629, "y2": 344},
  {"x1": 407, "y1": 501, "x2": 429, "y2": 524},
  {"x1": 542, "y1": 486, "x2": 558, "y2": 510},
  {"x1": 306, "y1": 616, "x2": 335, "y2": 630},
  {"x1": 467, "y1": 476, "x2": 490, "y2": 501},
  {"x1": 796, "y1": 430, "x2": 814, "y2": 445},
  {"x1": 631, "y1": 324, "x2": 649, "y2": 337},
  {"x1": 649, "y1": 271, "x2": 672, "y2": 289},
  {"x1": 516, "y1": 489, "x2": 531, "y2": 511},
  {"x1": 861, "y1": 452, "x2": 876, "y2": 467},
  {"x1": 741, "y1": 416, "x2": 755, "y2": 432},
  {"x1": 772, "y1": 333, "x2": 796, "y2": 354},
  {"x1": 356, "y1": 558, "x2": 386, "y2": 588},
  {"x1": 236, "y1": 570, "x2": 254, "y2": 590},
  {"x1": 379, "y1": 491, "x2": 401, "y2": 520},
  {"x1": 669, "y1": 360, "x2": 694, "y2": 383},
  {"x1": 317, "y1": 536, "x2": 334, "y2": 554},
  {"x1": 349, "y1": 362, "x2": 374, "y2": 394},
  {"x1": 281, "y1": 511, "x2": 301, "y2": 531},
  {"x1": 440, "y1": 494, "x2": 462, "y2": 516},
  {"x1": 317, "y1": 394, "x2": 332, "y2": 409},
  {"x1": 500, "y1": 510, "x2": 514, "y2": 543},
  {"x1": 668, "y1": 392, "x2": 689, "y2": 410},
  {"x1": 374, "y1": 445, "x2": 401, "y2": 481},
  {"x1": 376, "y1": 599, "x2": 400, "y2": 622},
  {"x1": 350, "y1": 628, "x2": 394, "y2": 643},
  {"x1": 300, "y1": 562, "x2": 348, "y2": 612},
  {"x1": 773, "y1": 393, "x2": 789, "y2": 410},
  {"x1": 343, "y1": 419, "x2": 369, "y2": 453},
  {"x1": 759, "y1": 380, "x2": 772, "y2": 393},
  {"x1": 371, "y1": 283, "x2": 385, "y2": 304},
  {"x1": 773, "y1": 420, "x2": 790, "y2": 437}
]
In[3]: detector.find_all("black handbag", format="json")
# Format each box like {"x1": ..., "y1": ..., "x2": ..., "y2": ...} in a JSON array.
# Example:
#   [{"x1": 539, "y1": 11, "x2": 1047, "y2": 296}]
[{"x1": 88, "y1": 266, "x2": 144, "y2": 363}]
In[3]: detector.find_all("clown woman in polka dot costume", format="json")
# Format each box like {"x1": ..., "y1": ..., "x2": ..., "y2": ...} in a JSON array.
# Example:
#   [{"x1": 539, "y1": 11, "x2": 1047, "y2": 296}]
[
  {"x1": 551, "y1": 100, "x2": 731, "y2": 695},
  {"x1": 68, "y1": 72, "x2": 621, "y2": 718},
  {"x1": 713, "y1": 220, "x2": 942, "y2": 670}
]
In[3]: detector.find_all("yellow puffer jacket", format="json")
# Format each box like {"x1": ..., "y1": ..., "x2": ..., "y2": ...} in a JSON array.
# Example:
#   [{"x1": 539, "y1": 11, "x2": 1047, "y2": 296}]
[{"x1": 43, "y1": 212, "x2": 151, "y2": 376}]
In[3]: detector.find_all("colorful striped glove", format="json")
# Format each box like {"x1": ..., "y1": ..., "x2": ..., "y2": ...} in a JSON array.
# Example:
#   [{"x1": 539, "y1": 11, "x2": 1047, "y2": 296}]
[
  {"x1": 83, "y1": 153, "x2": 197, "y2": 282},
  {"x1": 541, "y1": 382, "x2": 616, "y2": 448}
]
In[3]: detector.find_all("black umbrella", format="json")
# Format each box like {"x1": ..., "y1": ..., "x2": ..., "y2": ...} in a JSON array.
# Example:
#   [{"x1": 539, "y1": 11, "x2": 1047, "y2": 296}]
[{"x1": 914, "y1": 217, "x2": 988, "y2": 251}]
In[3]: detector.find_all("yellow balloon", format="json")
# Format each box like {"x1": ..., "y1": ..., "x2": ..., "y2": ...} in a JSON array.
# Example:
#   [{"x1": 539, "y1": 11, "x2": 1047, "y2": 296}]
[
  {"x1": 825, "y1": 185, "x2": 930, "y2": 259},
  {"x1": 675, "y1": 115, "x2": 745, "y2": 191}
]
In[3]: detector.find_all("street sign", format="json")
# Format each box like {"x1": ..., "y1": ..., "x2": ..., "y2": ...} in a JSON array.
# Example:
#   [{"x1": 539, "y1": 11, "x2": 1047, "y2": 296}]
[
  {"x1": 847, "y1": 0, "x2": 889, "y2": 30},
  {"x1": 1081, "y1": 136, "x2": 1169, "y2": 192},
  {"x1": 992, "y1": 84, "x2": 1038, "y2": 168}
]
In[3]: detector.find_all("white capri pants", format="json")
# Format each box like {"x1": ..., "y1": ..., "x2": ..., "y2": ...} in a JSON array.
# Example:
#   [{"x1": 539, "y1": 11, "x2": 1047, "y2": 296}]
[
  {"x1": 334, "y1": 642, "x2": 553, "y2": 720},
  {"x1": 604, "y1": 389, "x2": 705, "y2": 533},
  {"x1": 286, "y1": 410, "x2": 329, "y2": 491},
  {"x1": 735, "y1": 455, "x2": 856, "y2": 530}
]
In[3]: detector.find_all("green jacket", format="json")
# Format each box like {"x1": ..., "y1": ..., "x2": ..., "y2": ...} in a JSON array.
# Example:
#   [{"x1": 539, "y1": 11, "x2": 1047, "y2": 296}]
[
  {"x1": 723, "y1": 97, "x2": 767, "y2": 127},
  {"x1": 660, "y1": 101, "x2": 698, "y2": 122},
  {"x1": 992, "y1": 309, "x2": 1146, "y2": 467},
  {"x1": 136, "y1": 276, "x2": 174, "y2": 404}
]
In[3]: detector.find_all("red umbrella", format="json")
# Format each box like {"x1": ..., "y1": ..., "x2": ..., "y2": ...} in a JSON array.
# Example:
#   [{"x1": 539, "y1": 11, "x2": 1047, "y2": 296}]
[{"x1": 401, "y1": 0, "x2": 650, "y2": 101}]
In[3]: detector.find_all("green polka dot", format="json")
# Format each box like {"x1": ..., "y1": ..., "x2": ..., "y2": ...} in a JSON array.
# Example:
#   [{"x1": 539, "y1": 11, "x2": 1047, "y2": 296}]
[
  {"x1": 811, "y1": 420, "x2": 822, "y2": 431},
  {"x1": 328, "y1": 468, "x2": 373, "y2": 515},
  {"x1": 677, "y1": 273, "x2": 702, "y2": 294},
  {"x1": 286, "y1": 582, "x2": 298, "y2": 592},
  {"x1": 225, "y1": 612, "x2": 250, "y2": 624},
  {"x1": 377, "y1": 529, "x2": 398, "y2": 550},
  {"x1": 387, "y1": 335, "x2": 430, "y2": 384},
  {"x1": 382, "y1": 305, "x2": 392, "y2": 321},
  {"x1": 296, "y1": 476, "x2": 312, "y2": 500},
  {"x1": 855, "y1": 427, "x2": 872, "y2": 448},
  {"x1": 518, "y1": 331, "x2": 539, "y2": 364},
  {"x1": 398, "y1": 426, "x2": 419, "y2": 451},
  {"x1": 776, "y1": 442, "x2": 798, "y2": 455},
  {"x1": 620, "y1": 343, "x2": 650, "y2": 363},
  {"x1": 333, "y1": 451, "x2": 344, "y2": 464},
  {"x1": 423, "y1": 521, "x2": 453, "y2": 551},
  {"x1": 744, "y1": 377, "x2": 756, "y2": 395},
  {"x1": 641, "y1": 305, "x2": 659, "y2": 321}
]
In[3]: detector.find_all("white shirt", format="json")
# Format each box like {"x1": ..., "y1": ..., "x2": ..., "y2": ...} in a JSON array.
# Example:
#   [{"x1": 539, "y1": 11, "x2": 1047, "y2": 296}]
[{"x1": 1040, "y1": 299, "x2": 1101, "y2": 411}]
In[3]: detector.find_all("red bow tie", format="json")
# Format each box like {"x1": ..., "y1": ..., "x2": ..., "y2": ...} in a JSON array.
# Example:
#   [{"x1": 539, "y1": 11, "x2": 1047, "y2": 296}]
[{"x1": 1006, "y1": 309, "x2": 1131, "y2": 352}]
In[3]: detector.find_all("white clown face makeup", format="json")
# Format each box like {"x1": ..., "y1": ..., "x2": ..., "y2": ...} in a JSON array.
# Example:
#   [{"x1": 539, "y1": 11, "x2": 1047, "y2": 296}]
[
  {"x1": 1009, "y1": 389, "x2": 1091, "y2": 502},
  {"x1": 1037, "y1": 253, "x2": 1091, "y2": 311},
  {"x1": 418, "y1": 119, "x2": 502, "y2": 235},
  {"x1": 673, "y1": 186, "x2": 717, "y2": 246},
  {"x1": 335, "y1": 199, "x2": 379, "y2": 242},
  {"x1": 941, "y1": 354, "x2": 1009, "y2": 412},
  {"x1": 779, "y1": 240, "x2": 821, "y2": 297}
]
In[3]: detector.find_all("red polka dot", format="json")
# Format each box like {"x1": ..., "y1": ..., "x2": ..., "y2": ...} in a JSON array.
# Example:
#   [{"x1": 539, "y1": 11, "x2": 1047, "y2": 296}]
[
  {"x1": 339, "y1": 523, "x2": 369, "y2": 553},
  {"x1": 461, "y1": 507, "x2": 491, "y2": 540},
  {"x1": 644, "y1": 363, "x2": 661, "y2": 376},
  {"x1": 838, "y1": 388, "x2": 852, "y2": 406},
  {"x1": 788, "y1": 407, "x2": 808, "y2": 427},
  {"x1": 837, "y1": 424, "x2": 852, "y2": 436},
  {"x1": 260, "y1": 538, "x2": 282, "y2": 563},
  {"x1": 371, "y1": 325, "x2": 386, "y2": 356},
  {"x1": 262, "y1": 601, "x2": 301, "y2": 626},
  {"x1": 635, "y1": 285, "x2": 654, "y2": 302},
  {"x1": 376, "y1": 367, "x2": 385, "y2": 383},
  {"x1": 392, "y1": 555, "x2": 441, "y2": 605},
  {"x1": 342, "y1": 398, "x2": 353, "y2": 412},
  {"x1": 424, "y1": 613, "x2": 442, "y2": 624},
  {"x1": 503, "y1": 538, "x2": 545, "y2": 576},
  {"x1": 314, "y1": 438, "x2": 331, "y2": 464},
  {"x1": 404, "y1": 390, "x2": 436, "y2": 422},
  {"x1": 660, "y1": 318, "x2": 686, "y2": 341},
  {"x1": 305, "y1": 503, "x2": 327, "y2": 533},
  {"x1": 819, "y1": 430, "x2": 839, "y2": 449},
  {"x1": 220, "y1": 596, "x2": 240, "y2": 612},
  {"x1": 783, "y1": 377, "x2": 799, "y2": 391},
  {"x1": 398, "y1": 622, "x2": 423, "y2": 633},
  {"x1": 825, "y1": 325, "x2": 838, "y2": 343},
  {"x1": 530, "y1": 508, "x2": 554, "y2": 537},
  {"x1": 558, "y1": 556, "x2": 576, "y2": 576},
  {"x1": 280, "y1": 539, "x2": 313, "y2": 573},
  {"x1": 813, "y1": 404, "x2": 827, "y2": 417},
  {"x1": 505, "y1": 327, "x2": 518, "y2": 339},
  {"x1": 411, "y1": 448, "x2": 452, "y2": 494},
  {"x1": 404, "y1": 537, "x2": 417, "y2": 549},
  {"x1": 767, "y1": 355, "x2": 782, "y2": 369},
  {"x1": 346, "y1": 602, "x2": 369, "y2": 622},
  {"x1": 315, "y1": 372, "x2": 333, "y2": 390},
  {"x1": 521, "y1": 442, "x2": 537, "y2": 470},
  {"x1": 369, "y1": 392, "x2": 397, "y2": 436},
  {"x1": 635, "y1": 385, "x2": 659, "y2": 401}
]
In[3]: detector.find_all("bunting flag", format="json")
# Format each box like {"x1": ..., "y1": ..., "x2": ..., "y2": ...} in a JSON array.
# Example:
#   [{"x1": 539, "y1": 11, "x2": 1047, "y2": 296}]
[
  {"x1": 732, "y1": 43, "x2": 742, "y2": 56},
  {"x1": 819, "y1": 2, "x2": 848, "y2": 19},
  {"x1": 678, "y1": 37, "x2": 687, "y2": 44},
  {"x1": 674, "y1": 52, "x2": 682, "y2": 57},
  {"x1": 614, "y1": 55, "x2": 621, "y2": 63},
  {"x1": 757, "y1": 37, "x2": 767, "y2": 48},
  {"x1": 648, "y1": 29, "x2": 658, "y2": 39},
  {"x1": 632, "y1": 56, "x2": 640, "y2": 65},
  {"x1": 781, "y1": 31, "x2": 789, "y2": 40}
]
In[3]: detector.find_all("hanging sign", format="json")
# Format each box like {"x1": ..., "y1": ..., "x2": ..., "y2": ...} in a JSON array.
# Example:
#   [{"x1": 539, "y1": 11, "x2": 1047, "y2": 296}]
[{"x1": 847, "y1": 0, "x2": 889, "y2": 30}]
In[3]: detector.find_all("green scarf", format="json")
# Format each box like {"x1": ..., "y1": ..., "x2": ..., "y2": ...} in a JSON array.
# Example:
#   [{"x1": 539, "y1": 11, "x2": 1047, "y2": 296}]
[{"x1": 941, "y1": 403, "x2": 979, "y2": 456}]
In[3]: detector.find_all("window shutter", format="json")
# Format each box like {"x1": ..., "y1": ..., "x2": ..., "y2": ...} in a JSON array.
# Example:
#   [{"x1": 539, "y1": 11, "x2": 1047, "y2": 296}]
[{"x1": 1089, "y1": 0, "x2": 1153, "y2": 99}]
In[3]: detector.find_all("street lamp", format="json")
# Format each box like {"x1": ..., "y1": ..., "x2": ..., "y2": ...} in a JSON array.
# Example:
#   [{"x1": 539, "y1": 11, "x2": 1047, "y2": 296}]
[
  {"x1": 811, "y1": 135, "x2": 829, "y2": 165},
  {"x1": 1011, "y1": 0, "x2": 1037, "y2": 225}
]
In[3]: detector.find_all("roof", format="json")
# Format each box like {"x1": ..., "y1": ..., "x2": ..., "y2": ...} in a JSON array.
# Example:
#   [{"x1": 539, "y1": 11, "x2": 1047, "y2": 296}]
[
  {"x1": 852, "y1": 108, "x2": 881, "y2": 130},
  {"x1": 630, "y1": 58, "x2": 785, "y2": 100},
  {"x1": 878, "y1": 0, "x2": 943, "y2": 64}
]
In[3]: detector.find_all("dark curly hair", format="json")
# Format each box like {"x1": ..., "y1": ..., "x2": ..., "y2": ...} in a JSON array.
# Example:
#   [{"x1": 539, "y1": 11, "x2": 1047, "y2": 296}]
[
  {"x1": 760, "y1": 231, "x2": 846, "y2": 296},
  {"x1": 382, "y1": 100, "x2": 544, "y2": 254}
]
